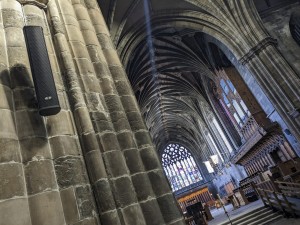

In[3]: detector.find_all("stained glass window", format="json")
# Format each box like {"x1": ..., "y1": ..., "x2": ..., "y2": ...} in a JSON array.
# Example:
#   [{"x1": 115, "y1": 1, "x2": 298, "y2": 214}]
[{"x1": 162, "y1": 144, "x2": 203, "y2": 191}]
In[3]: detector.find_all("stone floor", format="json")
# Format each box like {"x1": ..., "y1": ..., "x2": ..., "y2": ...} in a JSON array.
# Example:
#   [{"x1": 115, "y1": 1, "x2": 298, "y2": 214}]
[{"x1": 208, "y1": 198, "x2": 300, "y2": 225}]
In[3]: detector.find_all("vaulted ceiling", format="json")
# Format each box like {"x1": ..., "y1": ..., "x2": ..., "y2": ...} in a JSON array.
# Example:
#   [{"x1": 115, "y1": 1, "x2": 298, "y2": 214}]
[{"x1": 97, "y1": 0, "x2": 298, "y2": 154}]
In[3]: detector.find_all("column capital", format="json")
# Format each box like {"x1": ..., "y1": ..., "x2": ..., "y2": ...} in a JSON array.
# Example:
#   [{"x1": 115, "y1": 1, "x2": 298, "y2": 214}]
[{"x1": 17, "y1": 0, "x2": 48, "y2": 9}]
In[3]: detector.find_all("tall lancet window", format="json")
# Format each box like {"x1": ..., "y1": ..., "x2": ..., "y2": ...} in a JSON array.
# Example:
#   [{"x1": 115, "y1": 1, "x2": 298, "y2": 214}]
[{"x1": 162, "y1": 144, "x2": 202, "y2": 191}]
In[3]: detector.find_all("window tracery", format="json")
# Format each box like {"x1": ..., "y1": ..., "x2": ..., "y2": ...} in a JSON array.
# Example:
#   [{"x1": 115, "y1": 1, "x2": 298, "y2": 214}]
[{"x1": 162, "y1": 144, "x2": 202, "y2": 191}]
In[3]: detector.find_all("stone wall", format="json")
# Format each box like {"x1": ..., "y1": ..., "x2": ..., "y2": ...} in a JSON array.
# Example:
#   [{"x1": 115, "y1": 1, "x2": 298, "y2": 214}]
[{"x1": 0, "y1": 0, "x2": 184, "y2": 225}]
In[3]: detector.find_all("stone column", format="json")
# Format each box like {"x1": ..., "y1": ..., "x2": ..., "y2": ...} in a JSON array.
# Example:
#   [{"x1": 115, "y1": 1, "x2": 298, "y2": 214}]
[
  {"x1": 0, "y1": 1, "x2": 31, "y2": 224},
  {"x1": 66, "y1": 0, "x2": 149, "y2": 224},
  {"x1": 47, "y1": 0, "x2": 121, "y2": 224},
  {"x1": 83, "y1": 1, "x2": 184, "y2": 224}
]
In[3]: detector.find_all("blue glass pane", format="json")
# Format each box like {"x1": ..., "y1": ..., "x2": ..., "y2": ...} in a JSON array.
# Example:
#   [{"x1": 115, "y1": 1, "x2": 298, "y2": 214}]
[
  {"x1": 220, "y1": 79, "x2": 229, "y2": 94},
  {"x1": 227, "y1": 80, "x2": 236, "y2": 93}
]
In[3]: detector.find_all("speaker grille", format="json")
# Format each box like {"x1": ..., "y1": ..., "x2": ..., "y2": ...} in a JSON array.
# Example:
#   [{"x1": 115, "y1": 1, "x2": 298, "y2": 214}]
[{"x1": 24, "y1": 26, "x2": 60, "y2": 116}]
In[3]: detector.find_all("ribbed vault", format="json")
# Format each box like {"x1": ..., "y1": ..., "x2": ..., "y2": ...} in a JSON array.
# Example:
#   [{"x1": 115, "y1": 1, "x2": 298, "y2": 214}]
[
  {"x1": 126, "y1": 30, "x2": 218, "y2": 156},
  {"x1": 97, "y1": 0, "x2": 281, "y2": 156}
]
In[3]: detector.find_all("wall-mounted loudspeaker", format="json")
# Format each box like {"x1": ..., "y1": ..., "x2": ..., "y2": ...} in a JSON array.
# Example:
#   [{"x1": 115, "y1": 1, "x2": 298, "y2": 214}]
[{"x1": 24, "y1": 26, "x2": 60, "y2": 116}]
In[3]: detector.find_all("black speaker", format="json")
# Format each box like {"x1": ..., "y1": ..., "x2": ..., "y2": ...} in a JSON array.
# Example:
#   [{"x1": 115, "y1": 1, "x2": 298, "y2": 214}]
[{"x1": 23, "y1": 26, "x2": 60, "y2": 116}]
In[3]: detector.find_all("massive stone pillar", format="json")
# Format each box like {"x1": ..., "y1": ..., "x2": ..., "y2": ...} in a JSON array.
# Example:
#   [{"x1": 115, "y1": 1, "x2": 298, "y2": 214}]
[
  {"x1": 83, "y1": 1, "x2": 184, "y2": 224},
  {"x1": 1, "y1": 0, "x2": 99, "y2": 225},
  {"x1": 45, "y1": 0, "x2": 183, "y2": 224},
  {"x1": 0, "y1": 0, "x2": 185, "y2": 224}
]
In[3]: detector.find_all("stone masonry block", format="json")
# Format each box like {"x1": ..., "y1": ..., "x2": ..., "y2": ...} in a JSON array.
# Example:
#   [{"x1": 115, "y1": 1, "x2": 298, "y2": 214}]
[
  {"x1": 100, "y1": 132, "x2": 120, "y2": 151},
  {"x1": 111, "y1": 176, "x2": 137, "y2": 208},
  {"x1": 20, "y1": 137, "x2": 51, "y2": 163},
  {"x1": 85, "y1": 92, "x2": 105, "y2": 111},
  {"x1": 0, "y1": 163, "x2": 25, "y2": 200},
  {"x1": 120, "y1": 96, "x2": 138, "y2": 112},
  {"x1": 148, "y1": 170, "x2": 171, "y2": 197},
  {"x1": 54, "y1": 156, "x2": 88, "y2": 188},
  {"x1": 131, "y1": 173, "x2": 155, "y2": 201},
  {"x1": 117, "y1": 132, "x2": 136, "y2": 150},
  {"x1": 60, "y1": 187, "x2": 80, "y2": 224},
  {"x1": 82, "y1": 30, "x2": 99, "y2": 46},
  {"x1": 134, "y1": 131, "x2": 152, "y2": 148},
  {"x1": 90, "y1": 112, "x2": 113, "y2": 132},
  {"x1": 94, "y1": 179, "x2": 116, "y2": 212},
  {"x1": 8, "y1": 47, "x2": 30, "y2": 69},
  {"x1": 0, "y1": 110, "x2": 17, "y2": 139},
  {"x1": 140, "y1": 147, "x2": 161, "y2": 171},
  {"x1": 65, "y1": 24, "x2": 85, "y2": 43},
  {"x1": 75, "y1": 185, "x2": 96, "y2": 219},
  {"x1": 104, "y1": 94, "x2": 123, "y2": 112},
  {"x1": 0, "y1": 198, "x2": 31, "y2": 225},
  {"x1": 103, "y1": 150, "x2": 128, "y2": 177},
  {"x1": 99, "y1": 77, "x2": 116, "y2": 95},
  {"x1": 126, "y1": 111, "x2": 145, "y2": 131},
  {"x1": 99, "y1": 210, "x2": 121, "y2": 225},
  {"x1": 97, "y1": 33, "x2": 113, "y2": 50},
  {"x1": 140, "y1": 199, "x2": 165, "y2": 225},
  {"x1": 86, "y1": 150, "x2": 107, "y2": 181},
  {"x1": 104, "y1": 49, "x2": 121, "y2": 67},
  {"x1": 0, "y1": 138, "x2": 20, "y2": 163},
  {"x1": 46, "y1": 111, "x2": 75, "y2": 137},
  {"x1": 5, "y1": 27, "x2": 24, "y2": 47},
  {"x1": 108, "y1": 65, "x2": 126, "y2": 81},
  {"x1": 15, "y1": 110, "x2": 46, "y2": 139},
  {"x1": 9, "y1": 64, "x2": 33, "y2": 88},
  {"x1": 123, "y1": 148, "x2": 144, "y2": 174},
  {"x1": 0, "y1": 84, "x2": 13, "y2": 110},
  {"x1": 110, "y1": 111, "x2": 130, "y2": 131},
  {"x1": 81, "y1": 132, "x2": 99, "y2": 153},
  {"x1": 2, "y1": 9, "x2": 23, "y2": 28},
  {"x1": 121, "y1": 204, "x2": 146, "y2": 225},
  {"x1": 25, "y1": 160, "x2": 57, "y2": 195},
  {"x1": 13, "y1": 88, "x2": 38, "y2": 110},
  {"x1": 28, "y1": 191, "x2": 65, "y2": 225},
  {"x1": 49, "y1": 135, "x2": 81, "y2": 159},
  {"x1": 115, "y1": 80, "x2": 132, "y2": 96},
  {"x1": 0, "y1": 65, "x2": 10, "y2": 87},
  {"x1": 70, "y1": 41, "x2": 90, "y2": 59},
  {"x1": 73, "y1": 107, "x2": 94, "y2": 134}
]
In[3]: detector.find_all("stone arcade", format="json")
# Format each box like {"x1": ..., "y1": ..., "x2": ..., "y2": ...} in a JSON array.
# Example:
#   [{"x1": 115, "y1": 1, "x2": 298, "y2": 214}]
[{"x1": 0, "y1": 0, "x2": 300, "y2": 225}]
